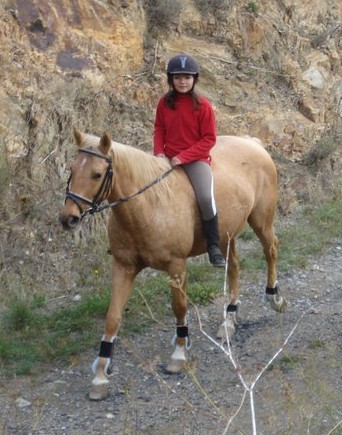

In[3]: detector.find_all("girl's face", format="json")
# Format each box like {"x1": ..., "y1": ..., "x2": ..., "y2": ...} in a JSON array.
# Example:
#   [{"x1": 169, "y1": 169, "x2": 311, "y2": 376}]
[{"x1": 172, "y1": 74, "x2": 195, "y2": 93}]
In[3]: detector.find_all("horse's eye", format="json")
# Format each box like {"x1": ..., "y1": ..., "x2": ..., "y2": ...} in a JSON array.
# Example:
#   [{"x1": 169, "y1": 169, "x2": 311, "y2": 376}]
[{"x1": 92, "y1": 172, "x2": 102, "y2": 180}]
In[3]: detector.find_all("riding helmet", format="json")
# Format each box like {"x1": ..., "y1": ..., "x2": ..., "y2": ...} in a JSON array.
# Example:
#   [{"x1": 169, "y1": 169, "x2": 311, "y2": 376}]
[{"x1": 167, "y1": 54, "x2": 199, "y2": 75}]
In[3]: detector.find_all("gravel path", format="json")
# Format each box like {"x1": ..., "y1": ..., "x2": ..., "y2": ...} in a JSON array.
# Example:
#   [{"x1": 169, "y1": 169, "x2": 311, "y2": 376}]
[{"x1": 1, "y1": 240, "x2": 341, "y2": 435}]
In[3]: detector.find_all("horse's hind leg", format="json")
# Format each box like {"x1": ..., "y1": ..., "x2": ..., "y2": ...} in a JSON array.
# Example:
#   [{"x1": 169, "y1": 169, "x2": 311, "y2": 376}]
[
  {"x1": 248, "y1": 208, "x2": 287, "y2": 313},
  {"x1": 217, "y1": 238, "x2": 240, "y2": 339},
  {"x1": 166, "y1": 259, "x2": 189, "y2": 373}
]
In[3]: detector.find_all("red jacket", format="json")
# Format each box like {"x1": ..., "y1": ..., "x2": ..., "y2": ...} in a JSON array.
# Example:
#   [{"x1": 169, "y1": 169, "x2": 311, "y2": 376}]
[{"x1": 153, "y1": 93, "x2": 217, "y2": 164}]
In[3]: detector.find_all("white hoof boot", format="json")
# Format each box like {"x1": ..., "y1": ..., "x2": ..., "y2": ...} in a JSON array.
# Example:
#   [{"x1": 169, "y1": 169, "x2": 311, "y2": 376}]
[
  {"x1": 166, "y1": 344, "x2": 187, "y2": 373},
  {"x1": 166, "y1": 358, "x2": 186, "y2": 373},
  {"x1": 89, "y1": 377, "x2": 109, "y2": 401}
]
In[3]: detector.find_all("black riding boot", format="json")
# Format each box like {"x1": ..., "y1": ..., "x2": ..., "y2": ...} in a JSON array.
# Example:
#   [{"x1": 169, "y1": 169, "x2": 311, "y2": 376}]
[{"x1": 202, "y1": 215, "x2": 226, "y2": 268}]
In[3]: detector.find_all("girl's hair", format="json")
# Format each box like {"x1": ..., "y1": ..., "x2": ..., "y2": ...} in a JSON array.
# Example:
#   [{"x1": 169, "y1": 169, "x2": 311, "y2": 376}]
[{"x1": 164, "y1": 75, "x2": 201, "y2": 109}]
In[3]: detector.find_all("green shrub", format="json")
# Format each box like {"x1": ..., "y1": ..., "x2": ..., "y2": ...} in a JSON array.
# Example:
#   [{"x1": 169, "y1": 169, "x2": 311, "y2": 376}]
[
  {"x1": 246, "y1": 1, "x2": 258, "y2": 14},
  {"x1": 3, "y1": 299, "x2": 37, "y2": 332},
  {"x1": 304, "y1": 138, "x2": 340, "y2": 167}
]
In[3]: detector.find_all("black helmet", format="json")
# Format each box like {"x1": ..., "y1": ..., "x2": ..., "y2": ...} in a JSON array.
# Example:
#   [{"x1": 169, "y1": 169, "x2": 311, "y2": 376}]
[{"x1": 167, "y1": 54, "x2": 199, "y2": 75}]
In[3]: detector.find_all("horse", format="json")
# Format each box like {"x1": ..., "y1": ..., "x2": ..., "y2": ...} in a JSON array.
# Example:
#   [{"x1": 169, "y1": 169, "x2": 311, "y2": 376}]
[{"x1": 59, "y1": 129, "x2": 287, "y2": 400}]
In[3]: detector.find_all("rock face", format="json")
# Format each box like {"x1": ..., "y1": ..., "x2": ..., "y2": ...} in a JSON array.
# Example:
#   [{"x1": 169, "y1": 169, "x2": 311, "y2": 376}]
[
  {"x1": 16, "y1": 0, "x2": 144, "y2": 71},
  {"x1": 1, "y1": 0, "x2": 340, "y2": 156},
  {"x1": 0, "y1": 0, "x2": 341, "y2": 300}
]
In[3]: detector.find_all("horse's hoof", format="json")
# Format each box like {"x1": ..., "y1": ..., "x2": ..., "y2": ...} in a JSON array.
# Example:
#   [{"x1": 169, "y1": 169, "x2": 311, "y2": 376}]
[
  {"x1": 165, "y1": 358, "x2": 185, "y2": 373},
  {"x1": 276, "y1": 299, "x2": 287, "y2": 313},
  {"x1": 216, "y1": 317, "x2": 235, "y2": 340},
  {"x1": 89, "y1": 382, "x2": 109, "y2": 401},
  {"x1": 266, "y1": 294, "x2": 287, "y2": 313}
]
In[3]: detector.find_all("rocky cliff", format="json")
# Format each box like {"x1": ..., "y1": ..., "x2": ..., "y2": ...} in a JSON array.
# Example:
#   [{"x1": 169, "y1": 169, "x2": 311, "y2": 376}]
[{"x1": 0, "y1": 0, "x2": 341, "y2": 300}]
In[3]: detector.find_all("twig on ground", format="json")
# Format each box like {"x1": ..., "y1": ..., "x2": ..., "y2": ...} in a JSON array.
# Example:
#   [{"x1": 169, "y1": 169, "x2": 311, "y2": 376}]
[
  {"x1": 138, "y1": 289, "x2": 167, "y2": 328},
  {"x1": 186, "y1": 365, "x2": 225, "y2": 417},
  {"x1": 251, "y1": 309, "x2": 310, "y2": 388},
  {"x1": 326, "y1": 419, "x2": 342, "y2": 435},
  {"x1": 222, "y1": 388, "x2": 248, "y2": 435},
  {"x1": 190, "y1": 238, "x2": 312, "y2": 435}
]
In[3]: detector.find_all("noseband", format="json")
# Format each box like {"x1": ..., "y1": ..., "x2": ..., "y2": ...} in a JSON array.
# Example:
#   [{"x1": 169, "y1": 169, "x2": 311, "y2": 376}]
[{"x1": 65, "y1": 148, "x2": 174, "y2": 220}]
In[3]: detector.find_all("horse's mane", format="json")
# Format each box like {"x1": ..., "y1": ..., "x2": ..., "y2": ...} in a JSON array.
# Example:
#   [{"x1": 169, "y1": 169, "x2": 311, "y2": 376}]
[
  {"x1": 84, "y1": 134, "x2": 174, "y2": 204},
  {"x1": 111, "y1": 141, "x2": 175, "y2": 204}
]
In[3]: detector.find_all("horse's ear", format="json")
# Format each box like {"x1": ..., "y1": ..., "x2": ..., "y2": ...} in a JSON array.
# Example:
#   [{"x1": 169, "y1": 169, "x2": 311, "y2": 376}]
[
  {"x1": 74, "y1": 128, "x2": 83, "y2": 147},
  {"x1": 99, "y1": 132, "x2": 112, "y2": 155}
]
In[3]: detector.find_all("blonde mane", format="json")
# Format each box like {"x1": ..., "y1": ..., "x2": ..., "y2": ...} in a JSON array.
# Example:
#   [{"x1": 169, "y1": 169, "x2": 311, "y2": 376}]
[
  {"x1": 82, "y1": 134, "x2": 174, "y2": 204},
  {"x1": 111, "y1": 141, "x2": 174, "y2": 204}
]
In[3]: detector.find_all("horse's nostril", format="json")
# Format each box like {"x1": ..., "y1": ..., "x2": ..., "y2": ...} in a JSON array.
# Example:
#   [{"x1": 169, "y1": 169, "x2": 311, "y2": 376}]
[
  {"x1": 59, "y1": 214, "x2": 80, "y2": 230},
  {"x1": 69, "y1": 215, "x2": 80, "y2": 227}
]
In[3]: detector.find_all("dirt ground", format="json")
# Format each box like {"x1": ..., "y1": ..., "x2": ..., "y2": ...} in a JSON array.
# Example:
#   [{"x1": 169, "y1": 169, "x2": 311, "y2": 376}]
[{"x1": 0, "y1": 238, "x2": 341, "y2": 435}]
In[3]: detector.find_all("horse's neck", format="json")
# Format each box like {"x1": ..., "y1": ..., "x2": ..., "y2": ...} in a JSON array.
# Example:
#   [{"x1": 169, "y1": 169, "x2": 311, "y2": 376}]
[
  {"x1": 108, "y1": 145, "x2": 171, "y2": 208},
  {"x1": 108, "y1": 170, "x2": 159, "y2": 231}
]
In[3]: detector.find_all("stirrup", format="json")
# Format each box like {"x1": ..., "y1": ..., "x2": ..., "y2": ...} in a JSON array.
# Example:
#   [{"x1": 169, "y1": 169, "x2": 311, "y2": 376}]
[{"x1": 209, "y1": 253, "x2": 226, "y2": 268}]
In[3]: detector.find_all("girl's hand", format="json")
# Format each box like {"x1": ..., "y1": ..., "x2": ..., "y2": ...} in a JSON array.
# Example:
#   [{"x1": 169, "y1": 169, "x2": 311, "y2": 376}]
[{"x1": 170, "y1": 157, "x2": 182, "y2": 167}]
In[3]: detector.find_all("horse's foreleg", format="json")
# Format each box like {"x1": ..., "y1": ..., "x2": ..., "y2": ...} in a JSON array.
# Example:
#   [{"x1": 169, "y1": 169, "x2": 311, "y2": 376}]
[
  {"x1": 166, "y1": 260, "x2": 189, "y2": 373},
  {"x1": 89, "y1": 262, "x2": 137, "y2": 401},
  {"x1": 217, "y1": 238, "x2": 239, "y2": 339}
]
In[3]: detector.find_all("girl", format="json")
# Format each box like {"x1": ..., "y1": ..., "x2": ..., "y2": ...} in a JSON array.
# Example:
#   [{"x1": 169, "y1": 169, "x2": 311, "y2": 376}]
[{"x1": 153, "y1": 54, "x2": 225, "y2": 267}]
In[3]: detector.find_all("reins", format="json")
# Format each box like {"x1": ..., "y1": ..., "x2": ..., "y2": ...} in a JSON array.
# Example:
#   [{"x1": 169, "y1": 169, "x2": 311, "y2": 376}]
[
  {"x1": 97, "y1": 167, "x2": 174, "y2": 213},
  {"x1": 65, "y1": 148, "x2": 174, "y2": 219}
]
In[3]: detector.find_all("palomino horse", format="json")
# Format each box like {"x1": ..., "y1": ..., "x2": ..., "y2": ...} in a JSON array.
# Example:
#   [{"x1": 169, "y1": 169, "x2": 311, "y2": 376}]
[{"x1": 59, "y1": 129, "x2": 286, "y2": 400}]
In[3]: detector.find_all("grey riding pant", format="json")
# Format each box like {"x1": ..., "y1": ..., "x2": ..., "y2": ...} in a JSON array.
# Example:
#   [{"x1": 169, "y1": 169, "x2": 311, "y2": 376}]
[{"x1": 182, "y1": 161, "x2": 217, "y2": 221}]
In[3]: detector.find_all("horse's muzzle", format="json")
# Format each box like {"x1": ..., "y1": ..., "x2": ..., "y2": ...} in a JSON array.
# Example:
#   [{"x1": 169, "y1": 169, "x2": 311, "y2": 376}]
[{"x1": 59, "y1": 213, "x2": 80, "y2": 230}]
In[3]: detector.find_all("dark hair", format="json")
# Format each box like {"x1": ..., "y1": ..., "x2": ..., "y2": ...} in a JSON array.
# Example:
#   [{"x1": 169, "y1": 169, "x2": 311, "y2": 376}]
[{"x1": 164, "y1": 75, "x2": 201, "y2": 109}]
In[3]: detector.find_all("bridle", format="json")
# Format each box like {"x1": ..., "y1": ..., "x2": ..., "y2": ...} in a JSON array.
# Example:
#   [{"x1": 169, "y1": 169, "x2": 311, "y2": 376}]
[
  {"x1": 65, "y1": 148, "x2": 113, "y2": 218},
  {"x1": 65, "y1": 148, "x2": 173, "y2": 220}
]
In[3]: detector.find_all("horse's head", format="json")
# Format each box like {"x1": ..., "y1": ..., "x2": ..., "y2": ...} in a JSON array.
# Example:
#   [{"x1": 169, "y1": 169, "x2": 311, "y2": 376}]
[{"x1": 59, "y1": 129, "x2": 113, "y2": 230}]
